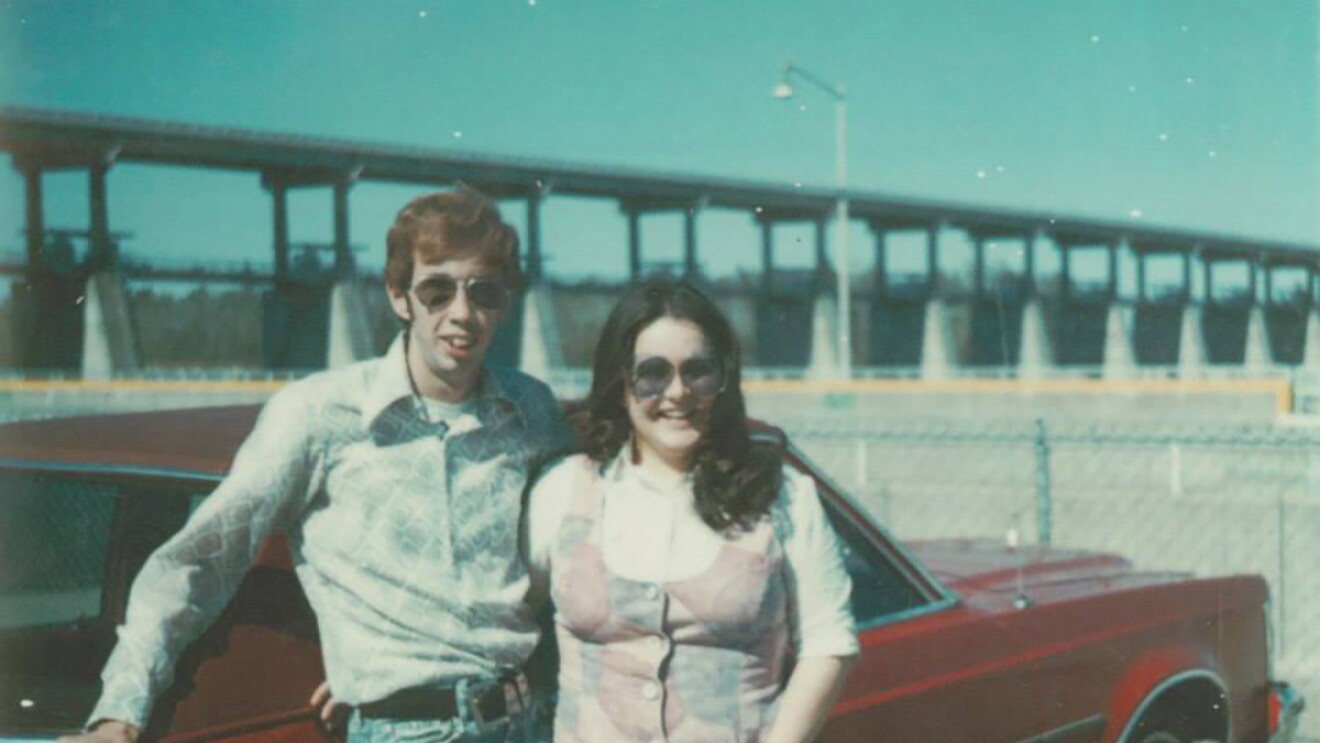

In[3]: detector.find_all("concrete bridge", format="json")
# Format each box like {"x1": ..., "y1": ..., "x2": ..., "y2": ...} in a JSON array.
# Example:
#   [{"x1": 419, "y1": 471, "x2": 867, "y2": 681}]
[{"x1": 3, "y1": 106, "x2": 1319, "y2": 380}]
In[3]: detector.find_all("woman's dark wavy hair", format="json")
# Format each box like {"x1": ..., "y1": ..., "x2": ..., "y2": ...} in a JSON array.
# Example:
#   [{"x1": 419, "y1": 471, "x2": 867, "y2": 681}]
[{"x1": 571, "y1": 278, "x2": 784, "y2": 532}]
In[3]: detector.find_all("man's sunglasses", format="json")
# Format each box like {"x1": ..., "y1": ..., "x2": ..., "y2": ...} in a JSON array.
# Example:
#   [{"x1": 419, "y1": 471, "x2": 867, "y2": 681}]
[
  {"x1": 628, "y1": 354, "x2": 726, "y2": 399},
  {"x1": 411, "y1": 276, "x2": 509, "y2": 313}
]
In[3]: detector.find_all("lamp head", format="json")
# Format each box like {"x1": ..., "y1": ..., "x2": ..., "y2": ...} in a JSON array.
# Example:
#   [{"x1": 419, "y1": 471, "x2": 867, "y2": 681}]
[{"x1": 772, "y1": 82, "x2": 795, "y2": 100}]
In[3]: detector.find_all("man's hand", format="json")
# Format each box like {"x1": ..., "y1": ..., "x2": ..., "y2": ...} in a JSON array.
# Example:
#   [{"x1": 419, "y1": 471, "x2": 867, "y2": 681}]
[
  {"x1": 310, "y1": 680, "x2": 349, "y2": 738},
  {"x1": 56, "y1": 720, "x2": 140, "y2": 743}
]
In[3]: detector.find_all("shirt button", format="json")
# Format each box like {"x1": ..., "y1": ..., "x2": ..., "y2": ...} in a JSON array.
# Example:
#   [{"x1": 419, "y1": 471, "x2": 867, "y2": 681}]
[
  {"x1": 645, "y1": 584, "x2": 661, "y2": 600},
  {"x1": 642, "y1": 682, "x2": 660, "y2": 700}
]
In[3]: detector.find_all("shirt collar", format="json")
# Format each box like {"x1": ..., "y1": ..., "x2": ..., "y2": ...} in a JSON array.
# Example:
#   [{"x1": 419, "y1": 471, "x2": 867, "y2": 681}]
[
  {"x1": 362, "y1": 333, "x2": 525, "y2": 433},
  {"x1": 604, "y1": 440, "x2": 693, "y2": 494}
]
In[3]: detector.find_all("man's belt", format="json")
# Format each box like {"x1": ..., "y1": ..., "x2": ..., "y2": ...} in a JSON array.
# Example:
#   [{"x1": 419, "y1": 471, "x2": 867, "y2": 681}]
[{"x1": 357, "y1": 681, "x2": 509, "y2": 723}]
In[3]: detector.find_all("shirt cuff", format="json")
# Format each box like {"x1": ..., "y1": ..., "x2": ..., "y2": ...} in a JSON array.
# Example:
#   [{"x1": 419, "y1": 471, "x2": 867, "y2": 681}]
[{"x1": 87, "y1": 675, "x2": 154, "y2": 731}]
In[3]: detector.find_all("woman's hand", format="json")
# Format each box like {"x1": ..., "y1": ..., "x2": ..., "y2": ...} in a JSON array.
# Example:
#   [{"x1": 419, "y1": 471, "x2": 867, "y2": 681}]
[
  {"x1": 764, "y1": 654, "x2": 859, "y2": 743},
  {"x1": 309, "y1": 680, "x2": 350, "y2": 738}
]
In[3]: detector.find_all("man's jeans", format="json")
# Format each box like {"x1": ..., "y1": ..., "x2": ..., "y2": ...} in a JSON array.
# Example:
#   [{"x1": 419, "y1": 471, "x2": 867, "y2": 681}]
[
  {"x1": 345, "y1": 677, "x2": 550, "y2": 743},
  {"x1": 346, "y1": 712, "x2": 516, "y2": 743}
]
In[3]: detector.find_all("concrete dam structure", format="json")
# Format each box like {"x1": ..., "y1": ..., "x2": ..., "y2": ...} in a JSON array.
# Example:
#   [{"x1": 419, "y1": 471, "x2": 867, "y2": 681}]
[{"x1": 3, "y1": 106, "x2": 1319, "y2": 381}]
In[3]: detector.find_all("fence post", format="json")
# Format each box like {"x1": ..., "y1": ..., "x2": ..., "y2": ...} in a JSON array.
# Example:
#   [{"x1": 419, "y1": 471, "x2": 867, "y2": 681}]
[{"x1": 1034, "y1": 418, "x2": 1053, "y2": 545}]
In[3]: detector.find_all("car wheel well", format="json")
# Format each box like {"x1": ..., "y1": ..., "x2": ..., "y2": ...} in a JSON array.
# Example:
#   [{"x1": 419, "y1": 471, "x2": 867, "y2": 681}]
[{"x1": 1125, "y1": 676, "x2": 1229, "y2": 743}]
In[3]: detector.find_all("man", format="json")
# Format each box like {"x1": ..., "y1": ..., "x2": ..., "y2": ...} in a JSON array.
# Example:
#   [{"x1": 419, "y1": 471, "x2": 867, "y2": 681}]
[{"x1": 61, "y1": 187, "x2": 573, "y2": 743}]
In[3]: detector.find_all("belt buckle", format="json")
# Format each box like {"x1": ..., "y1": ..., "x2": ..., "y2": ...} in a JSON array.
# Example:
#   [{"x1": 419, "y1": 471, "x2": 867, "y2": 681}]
[{"x1": 458, "y1": 675, "x2": 519, "y2": 732}]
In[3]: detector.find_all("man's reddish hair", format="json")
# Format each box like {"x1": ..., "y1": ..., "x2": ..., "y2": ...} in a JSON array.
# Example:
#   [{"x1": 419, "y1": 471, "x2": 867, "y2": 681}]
[{"x1": 385, "y1": 186, "x2": 522, "y2": 292}]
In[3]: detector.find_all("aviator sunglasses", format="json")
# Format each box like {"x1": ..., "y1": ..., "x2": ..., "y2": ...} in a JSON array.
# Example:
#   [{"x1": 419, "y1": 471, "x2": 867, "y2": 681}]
[
  {"x1": 411, "y1": 275, "x2": 509, "y2": 313},
  {"x1": 628, "y1": 354, "x2": 726, "y2": 400}
]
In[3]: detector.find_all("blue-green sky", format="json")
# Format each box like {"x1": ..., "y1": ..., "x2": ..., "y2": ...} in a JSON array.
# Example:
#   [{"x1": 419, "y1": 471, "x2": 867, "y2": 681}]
[{"x1": 1, "y1": 0, "x2": 1315, "y2": 289}]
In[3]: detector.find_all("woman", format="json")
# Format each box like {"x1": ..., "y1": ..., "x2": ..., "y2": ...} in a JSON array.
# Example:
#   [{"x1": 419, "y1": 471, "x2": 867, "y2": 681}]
[{"x1": 526, "y1": 279, "x2": 859, "y2": 743}]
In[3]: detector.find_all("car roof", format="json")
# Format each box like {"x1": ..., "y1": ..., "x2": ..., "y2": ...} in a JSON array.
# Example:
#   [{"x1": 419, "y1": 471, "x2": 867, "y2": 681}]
[{"x1": 0, "y1": 405, "x2": 262, "y2": 477}]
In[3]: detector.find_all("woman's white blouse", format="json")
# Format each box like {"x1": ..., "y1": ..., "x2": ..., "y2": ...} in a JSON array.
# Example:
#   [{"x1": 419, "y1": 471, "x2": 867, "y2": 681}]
[{"x1": 526, "y1": 452, "x2": 859, "y2": 658}]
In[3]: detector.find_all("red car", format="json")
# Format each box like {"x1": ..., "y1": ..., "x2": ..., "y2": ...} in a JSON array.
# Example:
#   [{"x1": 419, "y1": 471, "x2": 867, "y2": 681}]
[{"x1": 0, "y1": 406, "x2": 1304, "y2": 742}]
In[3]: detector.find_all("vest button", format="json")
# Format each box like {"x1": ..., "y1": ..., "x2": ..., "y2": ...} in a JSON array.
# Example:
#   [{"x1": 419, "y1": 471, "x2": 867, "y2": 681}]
[
  {"x1": 645, "y1": 584, "x2": 661, "y2": 600},
  {"x1": 642, "y1": 682, "x2": 661, "y2": 700}
]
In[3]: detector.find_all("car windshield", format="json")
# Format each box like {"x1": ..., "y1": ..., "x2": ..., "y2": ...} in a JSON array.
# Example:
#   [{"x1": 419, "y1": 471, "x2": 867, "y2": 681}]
[{"x1": 0, "y1": 473, "x2": 118, "y2": 630}]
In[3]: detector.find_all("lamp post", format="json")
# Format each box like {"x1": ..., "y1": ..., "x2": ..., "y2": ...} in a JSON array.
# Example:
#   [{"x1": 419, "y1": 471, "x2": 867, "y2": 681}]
[{"x1": 773, "y1": 61, "x2": 851, "y2": 379}]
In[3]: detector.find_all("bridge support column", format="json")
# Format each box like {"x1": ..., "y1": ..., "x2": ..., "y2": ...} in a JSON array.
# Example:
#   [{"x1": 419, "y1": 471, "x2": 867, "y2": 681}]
[
  {"x1": 1018, "y1": 229, "x2": 1053, "y2": 379},
  {"x1": 81, "y1": 272, "x2": 140, "y2": 379},
  {"x1": 526, "y1": 187, "x2": 545, "y2": 283},
  {"x1": 805, "y1": 293, "x2": 840, "y2": 380},
  {"x1": 87, "y1": 164, "x2": 117, "y2": 272},
  {"x1": 1102, "y1": 302, "x2": 1136, "y2": 379},
  {"x1": 1305, "y1": 269, "x2": 1320, "y2": 371},
  {"x1": 865, "y1": 226, "x2": 889, "y2": 366},
  {"x1": 1018, "y1": 299, "x2": 1053, "y2": 379},
  {"x1": 797, "y1": 215, "x2": 839, "y2": 377},
  {"x1": 806, "y1": 218, "x2": 841, "y2": 379},
  {"x1": 270, "y1": 181, "x2": 290, "y2": 279},
  {"x1": 1302, "y1": 308, "x2": 1320, "y2": 370},
  {"x1": 920, "y1": 221, "x2": 955, "y2": 380},
  {"x1": 20, "y1": 164, "x2": 44, "y2": 267},
  {"x1": 683, "y1": 203, "x2": 700, "y2": 280},
  {"x1": 518, "y1": 282, "x2": 565, "y2": 381},
  {"x1": 920, "y1": 297, "x2": 955, "y2": 380},
  {"x1": 332, "y1": 181, "x2": 353, "y2": 278},
  {"x1": 626, "y1": 208, "x2": 642, "y2": 281},
  {"x1": 1177, "y1": 304, "x2": 1206, "y2": 375},
  {"x1": 325, "y1": 281, "x2": 374, "y2": 369},
  {"x1": 1243, "y1": 304, "x2": 1272, "y2": 370}
]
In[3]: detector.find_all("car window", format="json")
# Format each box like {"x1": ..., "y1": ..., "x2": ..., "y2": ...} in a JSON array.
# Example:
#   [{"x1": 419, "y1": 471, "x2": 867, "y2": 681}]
[
  {"x1": 825, "y1": 503, "x2": 931, "y2": 626},
  {"x1": 0, "y1": 473, "x2": 119, "y2": 630}
]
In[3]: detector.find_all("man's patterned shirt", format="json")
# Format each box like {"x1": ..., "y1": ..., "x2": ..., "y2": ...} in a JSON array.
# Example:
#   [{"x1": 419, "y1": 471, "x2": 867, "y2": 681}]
[{"x1": 89, "y1": 336, "x2": 574, "y2": 729}]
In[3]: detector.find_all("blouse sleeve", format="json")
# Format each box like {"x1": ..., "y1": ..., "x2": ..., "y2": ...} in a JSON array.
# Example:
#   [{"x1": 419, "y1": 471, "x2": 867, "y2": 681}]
[
  {"x1": 777, "y1": 466, "x2": 860, "y2": 659},
  {"x1": 523, "y1": 454, "x2": 581, "y2": 610}
]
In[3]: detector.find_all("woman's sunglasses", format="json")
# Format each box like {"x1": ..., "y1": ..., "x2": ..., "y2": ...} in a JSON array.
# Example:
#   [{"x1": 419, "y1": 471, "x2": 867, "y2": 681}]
[
  {"x1": 411, "y1": 275, "x2": 509, "y2": 313},
  {"x1": 628, "y1": 354, "x2": 726, "y2": 399}
]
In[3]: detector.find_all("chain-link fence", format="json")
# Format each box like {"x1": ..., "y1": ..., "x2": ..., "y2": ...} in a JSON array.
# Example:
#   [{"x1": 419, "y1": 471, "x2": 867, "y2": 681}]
[{"x1": 772, "y1": 413, "x2": 1320, "y2": 738}]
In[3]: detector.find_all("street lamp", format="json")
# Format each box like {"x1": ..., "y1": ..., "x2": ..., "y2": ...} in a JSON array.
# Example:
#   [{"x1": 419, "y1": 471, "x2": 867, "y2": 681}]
[{"x1": 773, "y1": 61, "x2": 851, "y2": 379}]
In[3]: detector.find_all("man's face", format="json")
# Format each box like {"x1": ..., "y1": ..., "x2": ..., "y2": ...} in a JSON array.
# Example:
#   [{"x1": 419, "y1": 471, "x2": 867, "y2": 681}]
[{"x1": 387, "y1": 253, "x2": 509, "y2": 397}]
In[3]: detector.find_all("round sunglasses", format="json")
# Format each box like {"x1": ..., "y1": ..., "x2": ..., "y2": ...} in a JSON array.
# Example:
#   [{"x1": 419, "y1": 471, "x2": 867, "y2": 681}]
[
  {"x1": 411, "y1": 275, "x2": 509, "y2": 313},
  {"x1": 628, "y1": 354, "x2": 726, "y2": 399}
]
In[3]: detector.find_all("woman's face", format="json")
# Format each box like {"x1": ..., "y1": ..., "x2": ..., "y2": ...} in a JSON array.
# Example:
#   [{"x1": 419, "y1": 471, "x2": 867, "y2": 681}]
[{"x1": 626, "y1": 316, "x2": 723, "y2": 471}]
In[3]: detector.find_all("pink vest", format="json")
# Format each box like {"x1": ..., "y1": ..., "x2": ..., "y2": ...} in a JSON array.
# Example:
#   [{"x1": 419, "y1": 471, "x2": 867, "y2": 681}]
[{"x1": 550, "y1": 459, "x2": 791, "y2": 743}]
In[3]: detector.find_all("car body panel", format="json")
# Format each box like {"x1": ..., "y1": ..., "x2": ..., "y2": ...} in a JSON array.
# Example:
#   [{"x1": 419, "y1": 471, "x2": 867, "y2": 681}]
[{"x1": 0, "y1": 406, "x2": 1300, "y2": 742}]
